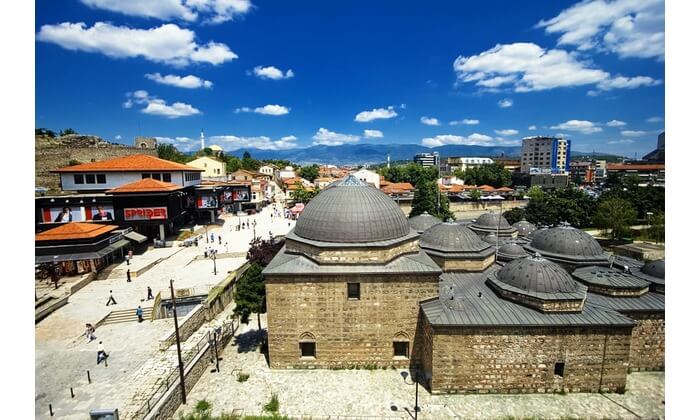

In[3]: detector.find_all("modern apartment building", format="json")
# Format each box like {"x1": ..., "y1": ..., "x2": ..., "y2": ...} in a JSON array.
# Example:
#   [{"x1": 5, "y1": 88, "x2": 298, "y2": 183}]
[
  {"x1": 519, "y1": 136, "x2": 571, "y2": 174},
  {"x1": 414, "y1": 152, "x2": 439, "y2": 167},
  {"x1": 446, "y1": 157, "x2": 493, "y2": 172}
]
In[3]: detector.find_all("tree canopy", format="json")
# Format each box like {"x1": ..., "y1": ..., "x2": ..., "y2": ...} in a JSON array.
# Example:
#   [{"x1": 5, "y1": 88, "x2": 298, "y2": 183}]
[
  {"x1": 453, "y1": 163, "x2": 511, "y2": 188},
  {"x1": 290, "y1": 182, "x2": 320, "y2": 204},
  {"x1": 524, "y1": 187, "x2": 597, "y2": 228},
  {"x1": 593, "y1": 196, "x2": 637, "y2": 240},
  {"x1": 298, "y1": 164, "x2": 320, "y2": 182},
  {"x1": 379, "y1": 163, "x2": 439, "y2": 185},
  {"x1": 157, "y1": 143, "x2": 189, "y2": 164},
  {"x1": 35, "y1": 128, "x2": 56, "y2": 137},
  {"x1": 59, "y1": 128, "x2": 77, "y2": 136},
  {"x1": 409, "y1": 175, "x2": 453, "y2": 220}
]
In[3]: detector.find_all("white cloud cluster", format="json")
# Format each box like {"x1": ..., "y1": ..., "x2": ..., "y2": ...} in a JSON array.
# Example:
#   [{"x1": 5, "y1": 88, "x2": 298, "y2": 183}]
[
  {"x1": 495, "y1": 129, "x2": 518, "y2": 136},
  {"x1": 364, "y1": 129, "x2": 384, "y2": 139},
  {"x1": 449, "y1": 119, "x2": 480, "y2": 126},
  {"x1": 498, "y1": 98, "x2": 513, "y2": 108},
  {"x1": 211, "y1": 135, "x2": 298, "y2": 150},
  {"x1": 124, "y1": 90, "x2": 200, "y2": 118},
  {"x1": 80, "y1": 0, "x2": 252, "y2": 24},
  {"x1": 37, "y1": 22, "x2": 237, "y2": 66},
  {"x1": 454, "y1": 42, "x2": 659, "y2": 93},
  {"x1": 420, "y1": 116, "x2": 440, "y2": 126},
  {"x1": 145, "y1": 73, "x2": 213, "y2": 89},
  {"x1": 537, "y1": 0, "x2": 664, "y2": 60},
  {"x1": 421, "y1": 133, "x2": 519, "y2": 148},
  {"x1": 550, "y1": 120, "x2": 602, "y2": 134},
  {"x1": 621, "y1": 130, "x2": 647, "y2": 137},
  {"x1": 312, "y1": 128, "x2": 361, "y2": 146},
  {"x1": 646, "y1": 116, "x2": 663, "y2": 123},
  {"x1": 235, "y1": 104, "x2": 290, "y2": 116},
  {"x1": 354, "y1": 106, "x2": 398, "y2": 122},
  {"x1": 528, "y1": 125, "x2": 537, "y2": 130},
  {"x1": 252, "y1": 66, "x2": 294, "y2": 80},
  {"x1": 606, "y1": 119, "x2": 627, "y2": 127},
  {"x1": 155, "y1": 136, "x2": 201, "y2": 152},
  {"x1": 608, "y1": 139, "x2": 634, "y2": 144}
]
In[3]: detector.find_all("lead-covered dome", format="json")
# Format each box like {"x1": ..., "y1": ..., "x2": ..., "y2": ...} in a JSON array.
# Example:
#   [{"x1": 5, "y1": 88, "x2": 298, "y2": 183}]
[
  {"x1": 408, "y1": 212, "x2": 441, "y2": 234},
  {"x1": 469, "y1": 211, "x2": 516, "y2": 236},
  {"x1": 496, "y1": 242, "x2": 528, "y2": 262},
  {"x1": 630, "y1": 259, "x2": 665, "y2": 293},
  {"x1": 513, "y1": 220, "x2": 536, "y2": 237},
  {"x1": 420, "y1": 222, "x2": 492, "y2": 253},
  {"x1": 293, "y1": 175, "x2": 410, "y2": 243},
  {"x1": 524, "y1": 223, "x2": 608, "y2": 267}
]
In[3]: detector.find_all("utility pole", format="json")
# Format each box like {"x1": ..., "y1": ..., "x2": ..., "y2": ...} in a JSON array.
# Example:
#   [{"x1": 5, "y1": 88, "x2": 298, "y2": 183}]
[{"x1": 170, "y1": 279, "x2": 187, "y2": 405}]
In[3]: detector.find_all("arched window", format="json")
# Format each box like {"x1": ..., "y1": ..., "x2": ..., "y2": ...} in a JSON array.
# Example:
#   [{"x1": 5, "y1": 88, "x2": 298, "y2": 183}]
[
  {"x1": 393, "y1": 331, "x2": 410, "y2": 358},
  {"x1": 299, "y1": 332, "x2": 316, "y2": 358}
]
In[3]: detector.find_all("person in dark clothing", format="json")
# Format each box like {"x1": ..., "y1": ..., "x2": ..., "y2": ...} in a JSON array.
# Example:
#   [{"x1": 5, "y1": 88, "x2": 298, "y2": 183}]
[
  {"x1": 126, "y1": 269, "x2": 131, "y2": 283},
  {"x1": 106, "y1": 290, "x2": 117, "y2": 306},
  {"x1": 136, "y1": 306, "x2": 144, "y2": 323},
  {"x1": 97, "y1": 341, "x2": 108, "y2": 365},
  {"x1": 218, "y1": 235, "x2": 222, "y2": 245},
  {"x1": 147, "y1": 286, "x2": 154, "y2": 300}
]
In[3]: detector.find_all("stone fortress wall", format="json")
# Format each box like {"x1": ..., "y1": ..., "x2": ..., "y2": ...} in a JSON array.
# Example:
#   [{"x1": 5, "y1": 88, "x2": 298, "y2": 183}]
[
  {"x1": 35, "y1": 134, "x2": 157, "y2": 193},
  {"x1": 627, "y1": 313, "x2": 665, "y2": 371}
]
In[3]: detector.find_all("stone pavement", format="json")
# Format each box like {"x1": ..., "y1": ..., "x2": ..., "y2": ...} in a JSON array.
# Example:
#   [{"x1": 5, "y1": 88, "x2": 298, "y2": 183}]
[
  {"x1": 177, "y1": 315, "x2": 665, "y2": 420},
  {"x1": 35, "y1": 203, "x2": 295, "y2": 419}
]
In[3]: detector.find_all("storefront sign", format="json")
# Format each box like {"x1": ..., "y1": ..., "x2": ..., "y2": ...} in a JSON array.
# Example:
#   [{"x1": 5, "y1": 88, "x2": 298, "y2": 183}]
[
  {"x1": 124, "y1": 207, "x2": 168, "y2": 220},
  {"x1": 42, "y1": 205, "x2": 115, "y2": 223},
  {"x1": 197, "y1": 193, "x2": 218, "y2": 209}
]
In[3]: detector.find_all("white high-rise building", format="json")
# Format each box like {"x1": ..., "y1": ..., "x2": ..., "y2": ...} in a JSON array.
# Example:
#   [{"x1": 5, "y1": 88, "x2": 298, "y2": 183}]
[{"x1": 519, "y1": 136, "x2": 571, "y2": 174}]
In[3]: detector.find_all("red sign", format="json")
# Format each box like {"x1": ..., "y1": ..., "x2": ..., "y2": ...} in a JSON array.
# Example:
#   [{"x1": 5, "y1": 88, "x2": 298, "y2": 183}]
[{"x1": 124, "y1": 207, "x2": 168, "y2": 220}]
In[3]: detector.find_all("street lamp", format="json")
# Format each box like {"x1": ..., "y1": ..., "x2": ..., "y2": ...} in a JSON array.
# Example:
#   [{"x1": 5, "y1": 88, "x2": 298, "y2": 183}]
[
  {"x1": 205, "y1": 224, "x2": 209, "y2": 243},
  {"x1": 211, "y1": 250, "x2": 217, "y2": 275},
  {"x1": 400, "y1": 370, "x2": 432, "y2": 420}
]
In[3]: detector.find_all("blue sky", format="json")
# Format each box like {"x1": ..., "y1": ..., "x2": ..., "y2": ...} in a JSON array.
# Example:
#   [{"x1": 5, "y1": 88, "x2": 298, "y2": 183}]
[{"x1": 35, "y1": 0, "x2": 665, "y2": 157}]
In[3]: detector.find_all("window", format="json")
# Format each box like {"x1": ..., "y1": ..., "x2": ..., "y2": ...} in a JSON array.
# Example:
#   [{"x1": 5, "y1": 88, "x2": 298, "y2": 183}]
[
  {"x1": 151, "y1": 173, "x2": 161, "y2": 181},
  {"x1": 554, "y1": 362, "x2": 565, "y2": 377},
  {"x1": 96, "y1": 174, "x2": 106, "y2": 184},
  {"x1": 347, "y1": 283, "x2": 360, "y2": 299},
  {"x1": 74, "y1": 174, "x2": 84, "y2": 184},
  {"x1": 393, "y1": 341, "x2": 409, "y2": 358},
  {"x1": 300, "y1": 342, "x2": 316, "y2": 358},
  {"x1": 142, "y1": 173, "x2": 150, "y2": 179},
  {"x1": 85, "y1": 174, "x2": 96, "y2": 184},
  {"x1": 162, "y1": 173, "x2": 172, "y2": 183}
]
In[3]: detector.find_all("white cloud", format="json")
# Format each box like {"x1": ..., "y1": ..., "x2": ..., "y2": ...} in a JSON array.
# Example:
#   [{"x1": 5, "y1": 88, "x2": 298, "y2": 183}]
[
  {"x1": 498, "y1": 98, "x2": 513, "y2": 108},
  {"x1": 364, "y1": 129, "x2": 384, "y2": 139},
  {"x1": 252, "y1": 65, "x2": 294, "y2": 80},
  {"x1": 235, "y1": 104, "x2": 290, "y2": 116},
  {"x1": 449, "y1": 119, "x2": 480, "y2": 126},
  {"x1": 550, "y1": 120, "x2": 602, "y2": 134},
  {"x1": 145, "y1": 73, "x2": 213, "y2": 89},
  {"x1": 646, "y1": 116, "x2": 663, "y2": 123},
  {"x1": 354, "y1": 106, "x2": 397, "y2": 122},
  {"x1": 211, "y1": 134, "x2": 298, "y2": 150},
  {"x1": 606, "y1": 119, "x2": 627, "y2": 127},
  {"x1": 621, "y1": 130, "x2": 647, "y2": 137},
  {"x1": 115, "y1": 135, "x2": 122, "y2": 140},
  {"x1": 36, "y1": 22, "x2": 237, "y2": 66},
  {"x1": 420, "y1": 116, "x2": 440, "y2": 126},
  {"x1": 312, "y1": 128, "x2": 361, "y2": 146},
  {"x1": 400, "y1": 104, "x2": 407, "y2": 109},
  {"x1": 156, "y1": 136, "x2": 200, "y2": 152},
  {"x1": 124, "y1": 90, "x2": 200, "y2": 118},
  {"x1": 80, "y1": 0, "x2": 252, "y2": 24},
  {"x1": 454, "y1": 42, "x2": 659, "y2": 93},
  {"x1": 420, "y1": 133, "x2": 521, "y2": 147},
  {"x1": 608, "y1": 139, "x2": 634, "y2": 144},
  {"x1": 537, "y1": 0, "x2": 664, "y2": 60},
  {"x1": 528, "y1": 125, "x2": 537, "y2": 130},
  {"x1": 495, "y1": 129, "x2": 518, "y2": 136}
]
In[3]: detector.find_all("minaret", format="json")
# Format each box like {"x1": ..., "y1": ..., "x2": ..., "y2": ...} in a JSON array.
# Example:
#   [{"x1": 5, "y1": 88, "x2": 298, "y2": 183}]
[
  {"x1": 387, "y1": 154, "x2": 391, "y2": 169},
  {"x1": 200, "y1": 129, "x2": 205, "y2": 150}
]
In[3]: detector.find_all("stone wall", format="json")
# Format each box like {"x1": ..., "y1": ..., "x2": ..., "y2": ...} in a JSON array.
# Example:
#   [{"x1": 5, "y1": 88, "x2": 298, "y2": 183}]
[
  {"x1": 425, "y1": 323, "x2": 632, "y2": 394},
  {"x1": 159, "y1": 304, "x2": 207, "y2": 350},
  {"x1": 399, "y1": 200, "x2": 526, "y2": 219},
  {"x1": 429, "y1": 254, "x2": 495, "y2": 272},
  {"x1": 286, "y1": 237, "x2": 419, "y2": 265},
  {"x1": 265, "y1": 273, "x2": 440, "y2": 369},
  {"x1": 35, "y1": 135, "x2": 157, "y2": 193},
  {"x1": 627, "y1": 313, "x2": 665, "y2": 371}
]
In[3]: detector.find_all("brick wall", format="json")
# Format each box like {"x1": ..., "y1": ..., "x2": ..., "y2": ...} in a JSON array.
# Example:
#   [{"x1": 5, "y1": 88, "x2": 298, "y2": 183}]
[
  {"x1": 428, "y1": 254, "x2": 495, "y2": 272},
  {"x1": 627, "y1": 312, "x2": 665, "y2": 371},
  {"x1": 425, "y1": 323, "x2": 632, "y2": 394},
  {"x1": 286, "y1": 238, "x2": 419, "y2": 265},
  {"x1": 265, "y1": 273, "x2": 440, "y2": 369}
]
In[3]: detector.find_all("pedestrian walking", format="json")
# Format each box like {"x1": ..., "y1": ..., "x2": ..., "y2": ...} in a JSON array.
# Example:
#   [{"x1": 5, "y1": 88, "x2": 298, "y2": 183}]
[
  {"x1": 204, "y1": 248, "x2": 208, "y2": 258},
  {"x1": 97, "y1": 341, "x2": 108, "y2": 366},
  {"x1": 218, "y1": 235, "x2": 222, "y2": 245},
  {"x1": 136, "y1": 306, "x2": 144, "y2": 323},
  {"x1": 225, "y1": 242, "x2": 228, "y2": 253},
  {"x1": 146, "y1": 286, "x2": 154, "y2": 300},
  {"x1": 126, "y1": 269, "x2": 131, "y2": 283},
  {"x1": 85, "y1": 323, "x2": 96, "y2": 343},
  {"x1": 126, "y1": 255, "x2": 130, "y2": 266},
  {"x1": 210, "y1": 233, "x2": 214, "y2": 242},
  {"x1": 106, "y1": 290, "x2": 117, "y2": 306}
]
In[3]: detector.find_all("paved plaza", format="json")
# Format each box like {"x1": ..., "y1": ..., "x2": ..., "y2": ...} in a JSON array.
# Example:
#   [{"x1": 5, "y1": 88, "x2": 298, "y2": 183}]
[
  {"x1": 178, "y1": 315, "x2": 665, "y2": 420},
  {"x1": 35, "y1": 204, "x2": 295, "y2": 419}
]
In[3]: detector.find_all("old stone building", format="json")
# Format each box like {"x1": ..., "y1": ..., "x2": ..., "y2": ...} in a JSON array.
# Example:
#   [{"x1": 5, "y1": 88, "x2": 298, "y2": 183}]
[{"x1": 263, "y1": 175, "x2": 665, "y2": 394}]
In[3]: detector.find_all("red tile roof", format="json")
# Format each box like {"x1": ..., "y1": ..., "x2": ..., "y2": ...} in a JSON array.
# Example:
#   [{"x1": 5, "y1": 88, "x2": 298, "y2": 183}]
[
  {"x1": 477, "y1": 185, "x2": 496, "y2": 191},
  {"x1": 36, "y1": 222, "x2": 118, "y2": 241},
  {"x1": 607, "y1": 163, "x2": 665, "y2": 171},
  {"x1": 107, "y1": 178, "x2": 183, "y2": 193},
  {"x1": 53, "y1": 154, "x2": 203, "y2": 173},
  {"x1": 382, "y1": 182, "x2": 414, "y2": 194}
]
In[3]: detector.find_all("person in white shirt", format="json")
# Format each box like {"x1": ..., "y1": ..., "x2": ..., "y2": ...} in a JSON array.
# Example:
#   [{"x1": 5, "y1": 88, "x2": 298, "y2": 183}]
[{"x1": 97, "y1": 341, "x2": 108, "y2": 365}]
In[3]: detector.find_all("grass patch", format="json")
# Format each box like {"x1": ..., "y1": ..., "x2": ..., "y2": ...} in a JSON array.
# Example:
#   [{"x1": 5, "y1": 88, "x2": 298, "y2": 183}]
[
  {"x1": 237, "y1": 372, "x2": 250, "y2": 383},
  {"x1": 263, "y1": 394, "x2": 279, "y2": 413},
  {"x1": 177, "y1": 230, "x2": 195, "y2": 241}
]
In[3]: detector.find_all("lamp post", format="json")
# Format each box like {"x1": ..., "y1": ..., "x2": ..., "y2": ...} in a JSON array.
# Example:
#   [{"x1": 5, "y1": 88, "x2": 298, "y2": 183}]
[
  {"x1": 205, "y1": 224, "x2": 209, "y2": 243},
  {"x1": 211, "y1": 251, "x2": 217, "y2": 275},
  {"x1": 169, "y1": 279, "x2": 187, "y2": 405},
  {"x1": 400, "y1": 370, "x2": 432, "y2": 420}
]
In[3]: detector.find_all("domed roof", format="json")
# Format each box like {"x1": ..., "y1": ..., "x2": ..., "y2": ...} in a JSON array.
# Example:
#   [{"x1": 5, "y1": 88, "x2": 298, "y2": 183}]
[
  {"x1": 473, "y1": 211, "x2": 512, "y2": 230},
  {"x1": 408, "y1": 212, "x2": 441, "y2": 233},
  {"x1": 497, "y1": 242, "x2": 528, "y2": 261},
  {"x1": 524, "y1": 223, "x2": 608, "y2": 264},
  {"x1": 483, "y1": 233, "x2": 499, "y2": 245},
  {"x1": 420, "y1": 222, "x2": 491, "y2": 253},
  {"x1": 496, "y1": 255, "x2": 581, "y2": 294},
  {"x1": 293, "y1": 175, "x2": 411, "y2": 243},
  {"x1": 513, "y1": 220, "x2": 536, "y2": 237},
  {"x1": 641, "y1": 259, "x2": 665, "y2": 279}
]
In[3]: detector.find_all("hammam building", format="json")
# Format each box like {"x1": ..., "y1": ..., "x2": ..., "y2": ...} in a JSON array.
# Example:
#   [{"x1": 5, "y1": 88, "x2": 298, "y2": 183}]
[{"x1": 263, "y1": 176, "x2": 664, "y2": 394}]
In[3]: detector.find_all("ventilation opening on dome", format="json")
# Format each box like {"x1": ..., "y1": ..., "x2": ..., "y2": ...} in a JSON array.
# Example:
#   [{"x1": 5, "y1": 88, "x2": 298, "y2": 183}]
[{"x1": 554, "y1": 361, "x2": 565, "y2": 377}]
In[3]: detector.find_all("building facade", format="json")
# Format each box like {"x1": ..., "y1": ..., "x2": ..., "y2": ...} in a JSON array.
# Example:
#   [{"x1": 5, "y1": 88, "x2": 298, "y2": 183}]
[
  {"x1": 520, "y1": 136, "x2": 571, "y2": 174},
  {"x1": 414, "y1": 152, "x2": 440, "y2": 168},
  {"x1": 187, "y1": 156, "x2": 226, "y2": 179},
  {"x1": 446, "y1": 157, "x2": 493, "y2": 172}
]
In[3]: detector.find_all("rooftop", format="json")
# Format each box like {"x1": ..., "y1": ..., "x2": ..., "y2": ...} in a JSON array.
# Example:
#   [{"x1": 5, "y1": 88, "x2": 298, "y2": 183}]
[
  {"x1": 53, "y1": 154, "x2": 203, "y2": 173},
  {"x1": 35, "y1": 222, "x2": 118, "y2": 242},
  {"x1": 106, "y1": 178, "x2": 183, "y2": 194}
]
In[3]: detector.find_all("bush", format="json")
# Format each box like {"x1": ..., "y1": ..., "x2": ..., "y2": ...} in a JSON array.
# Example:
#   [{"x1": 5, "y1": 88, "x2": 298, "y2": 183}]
[
  {"x1": 263, "y1": 394, "x2": 279, "y2": 413},
  {"x1": 237, "y1": 372, "x2": 250, "y2": 382}
]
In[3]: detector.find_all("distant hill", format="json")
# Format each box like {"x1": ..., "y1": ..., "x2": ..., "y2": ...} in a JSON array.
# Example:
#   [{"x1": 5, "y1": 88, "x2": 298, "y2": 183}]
[{"x1": 222, "y1": 143, "x2": 617, "y2": 165}]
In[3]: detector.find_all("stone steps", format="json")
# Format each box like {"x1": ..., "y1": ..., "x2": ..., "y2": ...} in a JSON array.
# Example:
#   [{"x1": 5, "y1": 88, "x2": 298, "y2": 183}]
[{"x1": 102, "y1": 308, "x2": 153, "y2": 325}]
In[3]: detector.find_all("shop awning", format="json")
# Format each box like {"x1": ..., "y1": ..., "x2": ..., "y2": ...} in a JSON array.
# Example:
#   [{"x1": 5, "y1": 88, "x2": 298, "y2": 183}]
[
  {"x1": 124, "y1": 231, "x2": 148, "y2": 244},
  {"x1": 35, "y1": 239, "x2": 131, "y2": 264},
  {"x1": 102, "y1": 239, "x2": 131, "y2": 254}
]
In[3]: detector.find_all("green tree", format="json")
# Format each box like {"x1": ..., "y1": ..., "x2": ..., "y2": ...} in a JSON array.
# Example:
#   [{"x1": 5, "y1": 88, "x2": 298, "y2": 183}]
[
  {"x1": 241, "y1": 150, "x2": 261, "y2": 171},
  {"x1": 298, "y1": 164, "x2": 320, "y2": 182},
  {"x1": 468, "y1": 188, "x2": 482, "y2": 201},
  {"x1": 380, "y1": 163, "x2": 438, "y2": 185},
  {"x1": 648, "y1": 211, "x2": 665, "y2": 244},
  {"x1": 503, "y1": 207, "x2": 526, "y2": 225},
  {"x1": 59, "y1": 128, "x2": 77, "y2": 136},
  {"x1": 454, "y1": 163, "x2": 511, "y2": 187},
  {"x1": 290, "y1": 183, "x2": 319, "y2": 204},
  {"x1": 524, "y1": 187, "x2": 596, "y2": 228},
  {"x1": 247, "y1": 237, "x2": 284, "y2": 266},
  {"x1": 233, "y1": 263, "x2": 265, "y2": 329},
  {"x1": 593, "y1": 197, "x2": 636, "y2": 240},
  {"x1": 35, "y1": 128, "x2": 56, "y2": 137},
  {"x1": 157, "y1": 143, "x2": 188, "y2": 164},
  {"x1": 225, "y1": 155, "x2": 242, "y2": 173},
  {"x1": 410, "y1": 176, "x2": 453, "y2": 220}
]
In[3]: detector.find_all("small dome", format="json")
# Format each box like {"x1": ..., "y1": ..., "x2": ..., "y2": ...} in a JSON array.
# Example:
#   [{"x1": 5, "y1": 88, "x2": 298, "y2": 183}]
[
  {"x1": 525, "y1": 223, "x2": 608, "y2": 264},
  {"x1": 293, "y1": 175, "x2": 411, "y2": 243},
  {"x1": 420, "y1": 222, "x2": 491, "y2": 253},
  {"x1": 641, "y1": 259, "x2": 665, "y2": 279},
  {"x1": 496, "y1": 255, "x2": 581, "y2": 294},
  {"x1": 513, "y1": 220, "x2": 536, "y2": 237},
  {"x1": 483, "y1": 233, "x2": 498, "y2": 245},
  {"x1": 473, "y1": 211, "x2": 512, "y2": 230},
  {"x1": 497, "y1": 243, "x2": 529, "y2": 261},
  {"x1": 408, "y1": 212, "x2": 441, "y2": 233}
]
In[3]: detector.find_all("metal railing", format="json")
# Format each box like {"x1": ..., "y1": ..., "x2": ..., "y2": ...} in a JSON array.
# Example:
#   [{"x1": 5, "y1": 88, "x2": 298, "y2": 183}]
[{"x1": 132, "y1": 319, "x2": 237, "y2": 419}]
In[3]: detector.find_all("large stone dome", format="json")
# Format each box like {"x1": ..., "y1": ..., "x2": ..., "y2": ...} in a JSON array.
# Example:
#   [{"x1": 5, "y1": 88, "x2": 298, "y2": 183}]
[
  {"x1": 469, "y1": 211, "x2": 516, "y2": 236},
  {"x1": 420, "y1": 222, "x2": 491, "y2": 253},
  {"x1": 496, "y1": 242, "x2": 529, "y2": 262},
  {"x1": 641, "y1": 259, "x2": 665, "y2": 279},
  {"x1": 408, "y1": 212, "x2": 441, "y2": 234},
  {"x1": 513, "y1": 220, "x2": 537, "y2": 237},
  {"x1": 496, "y1": 255, "x2": 581, "y2": 294},
  {"x1": 293, "y1": 175, "x2": 411, "y2": 243},
  {"x1": 524, "y1": 223, "x2": 608, "y2": 266}
]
